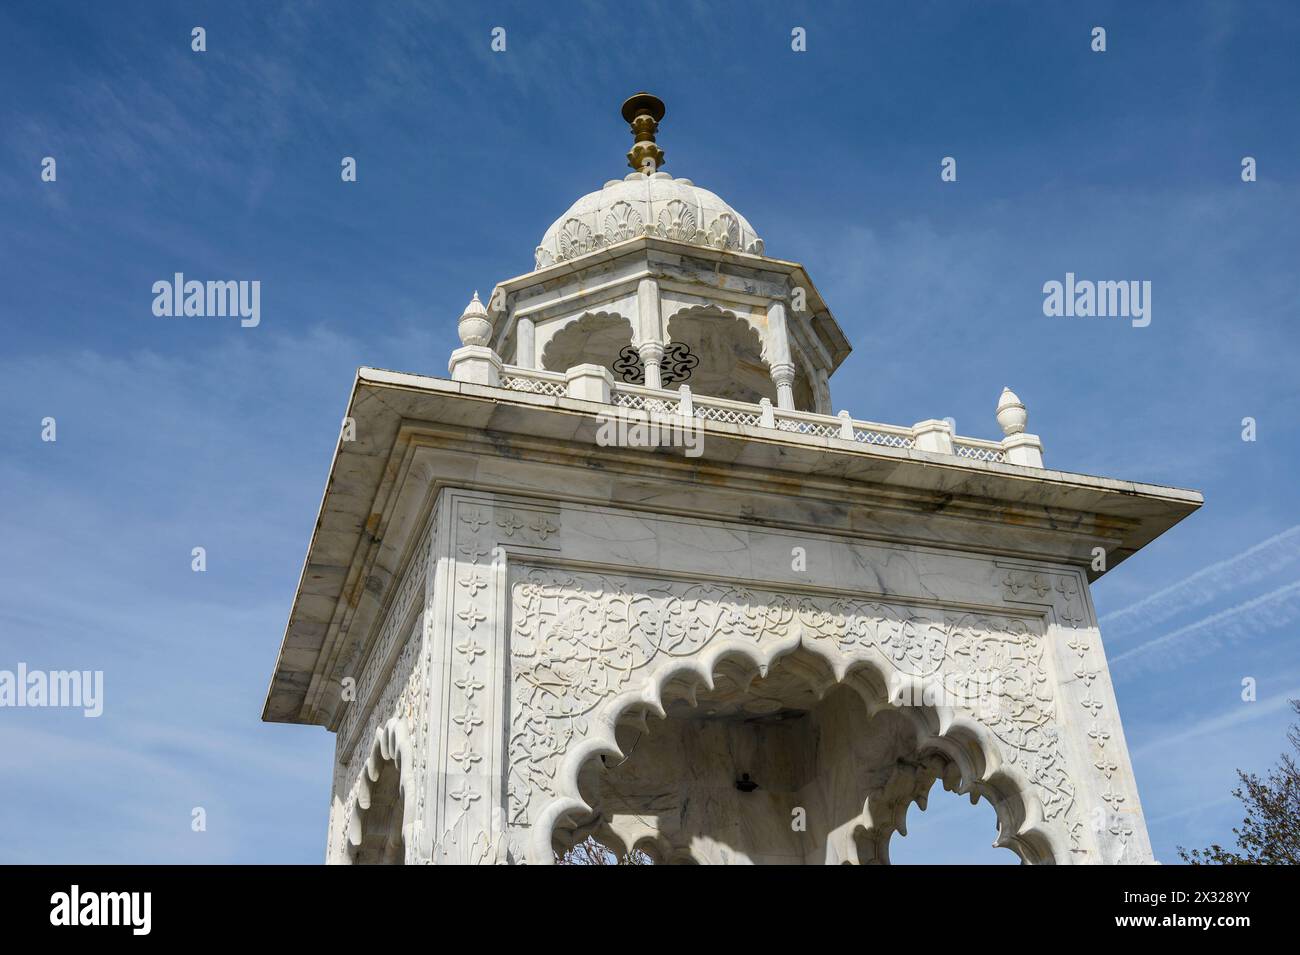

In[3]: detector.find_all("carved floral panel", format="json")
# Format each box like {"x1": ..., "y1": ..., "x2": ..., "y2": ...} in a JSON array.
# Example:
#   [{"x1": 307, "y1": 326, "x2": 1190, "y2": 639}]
[{"x1": 507, "y1": 567, "x2": 1083, "y2": 851}]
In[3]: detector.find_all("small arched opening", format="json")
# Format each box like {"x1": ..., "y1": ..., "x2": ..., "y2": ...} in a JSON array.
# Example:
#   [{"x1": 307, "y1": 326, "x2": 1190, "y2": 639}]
[
  {"x1": 540, "y1": 312, "x2": 634, "y2": 373},
  {"x1": 887, "y1": 777, "x2": 1021, "y2": 864},
  {"x1": 347, "y1": 755, "x2": 406, "y2": 865},
  {"x1": 540, "y1": 644, "x2": 1056, "y2": 865},
  {"x1": 667, "y1": 307, "x2": 815, "y2": 409}
]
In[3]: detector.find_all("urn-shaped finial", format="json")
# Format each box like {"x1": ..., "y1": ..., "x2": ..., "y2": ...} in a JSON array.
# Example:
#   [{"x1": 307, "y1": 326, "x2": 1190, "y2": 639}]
[
  {"x1": 996, "y1": 386, "x2": 1028, "y2": 436},
  {"x1": 457, "y1": 291, "x2": 492, "y2": 347},
  {"x1": 621, "y1": 92, "x2": 666, "y2": 174}
]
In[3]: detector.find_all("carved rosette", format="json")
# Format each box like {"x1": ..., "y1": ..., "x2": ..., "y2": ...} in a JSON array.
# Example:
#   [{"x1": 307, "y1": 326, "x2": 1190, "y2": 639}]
[{"x1": 507, "y1": 568, "x2": 1084, "y2": 855}]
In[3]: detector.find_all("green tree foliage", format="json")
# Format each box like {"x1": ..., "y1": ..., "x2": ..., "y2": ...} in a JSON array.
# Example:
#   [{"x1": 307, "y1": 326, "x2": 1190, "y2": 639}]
[{"x1": 1179, "y1": 700, "x2": 1300, "y2": 865}]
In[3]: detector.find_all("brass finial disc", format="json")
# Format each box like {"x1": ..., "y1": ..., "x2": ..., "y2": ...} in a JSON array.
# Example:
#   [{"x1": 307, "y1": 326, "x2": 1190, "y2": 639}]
[{"x1": 621, "y1": 92, "x2": 666, "y2": 124}]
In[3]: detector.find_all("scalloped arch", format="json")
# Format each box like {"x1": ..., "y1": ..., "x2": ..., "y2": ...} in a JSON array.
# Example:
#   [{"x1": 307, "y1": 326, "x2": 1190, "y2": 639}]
[
  {"x1": 663, "y1": 305, "x2": 785, "y2": 405},
  {"x1": 344, "y1": 717, "x2": 415, "y2": 864},
  {"x1": 529, "y1": 636, "x2": 1071, "y2": 865},
  {"x1": 538, "y1": 310, "x2": 635, "y2": 373},
  {"x1": 664, "y1": 304, "x2": 753, "y2": 341},
  {"x1": 664, "y1": 304, "x2": 817, "y2": 410}
]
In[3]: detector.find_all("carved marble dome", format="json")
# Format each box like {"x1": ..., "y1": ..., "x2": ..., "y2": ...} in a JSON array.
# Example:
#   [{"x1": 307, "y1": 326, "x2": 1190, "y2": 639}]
[{"x1": 534, "y1": 171, "x2": 765, "y2": 271}]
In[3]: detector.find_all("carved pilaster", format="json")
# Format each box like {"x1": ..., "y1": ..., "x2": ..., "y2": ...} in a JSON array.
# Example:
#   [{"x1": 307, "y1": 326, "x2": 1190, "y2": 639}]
[
  {"x1": 423, "y1": 492, "x2": 562, "y2": 864},
  {"x1": 999, "y1": 565, "x2": 1154, "y2": 864}
]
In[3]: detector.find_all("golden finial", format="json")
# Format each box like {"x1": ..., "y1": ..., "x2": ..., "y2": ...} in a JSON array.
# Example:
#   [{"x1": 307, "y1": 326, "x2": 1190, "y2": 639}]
[{"x1": 621, "y1": 92, "x2": 666, "y2": 174}]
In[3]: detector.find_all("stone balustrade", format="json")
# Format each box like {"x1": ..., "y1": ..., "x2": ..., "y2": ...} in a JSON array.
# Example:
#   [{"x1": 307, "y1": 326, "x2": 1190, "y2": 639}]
[{"x1": 457, "y1": 356, "x2": 1045, "y2": 468}]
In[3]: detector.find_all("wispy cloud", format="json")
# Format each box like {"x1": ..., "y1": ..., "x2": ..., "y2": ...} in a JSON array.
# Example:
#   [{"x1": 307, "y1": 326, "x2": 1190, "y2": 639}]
[
  {"x1": 1112, "y1": 581, "x2": 1300, "y2": 678},
  {"x1": 1133, "y1": 686, "x2": 1300, "y2": 759},
  {"x1": 1102, "y1": 526, "x2": 1300, "y2": 644}
]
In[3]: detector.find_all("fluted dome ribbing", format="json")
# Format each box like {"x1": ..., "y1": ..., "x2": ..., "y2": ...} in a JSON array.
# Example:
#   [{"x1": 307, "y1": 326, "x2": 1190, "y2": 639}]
[{"x1": 534, "y1": 171, "x2": 764, "y2": 271}]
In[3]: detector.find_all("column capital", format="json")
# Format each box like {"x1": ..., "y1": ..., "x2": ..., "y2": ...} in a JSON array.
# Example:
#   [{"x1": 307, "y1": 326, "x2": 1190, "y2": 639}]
[
  {"x1": 638, "y1": 340, "x2": 666, "y2": 391},
  {"x1": 770, "y1": 362, "x2": 796, "y2": 411}
]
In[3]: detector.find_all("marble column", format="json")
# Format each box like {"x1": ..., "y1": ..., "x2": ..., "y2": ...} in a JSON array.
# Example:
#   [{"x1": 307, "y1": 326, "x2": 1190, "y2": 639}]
[
  {"x1": 515, "y1": 316, "x2": 535, "y2": 368},
  {"x1": 638, "y1": 341, "x2": 665, "y2": 390},
  {"x1": 766, "y1": 300, "x2": 796, "y2": 411},
  {"x1": 637, "y1": 277, "x2": 665, "y2": 390}
]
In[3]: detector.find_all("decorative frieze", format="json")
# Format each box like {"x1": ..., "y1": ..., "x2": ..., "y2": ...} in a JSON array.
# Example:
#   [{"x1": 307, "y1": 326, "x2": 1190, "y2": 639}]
[
  {"x1": 506, "y1": 566, "x2": 1083, "y2": 857},
  {"x1": 420, "y1": 496, "x2": 566, "y2": 864}
]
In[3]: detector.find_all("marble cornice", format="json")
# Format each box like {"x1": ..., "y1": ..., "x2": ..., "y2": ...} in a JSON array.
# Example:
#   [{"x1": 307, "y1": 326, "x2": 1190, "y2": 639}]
[{"x1": 262, "y1": 367, "x2": 1200, "y2": 728}]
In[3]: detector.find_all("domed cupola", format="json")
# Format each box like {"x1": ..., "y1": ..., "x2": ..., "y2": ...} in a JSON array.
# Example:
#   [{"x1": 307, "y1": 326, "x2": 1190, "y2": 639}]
[
  {"x1": 534, "y1": 175, "x2": 764, "y2": 270},
  {"x1": 534, "y1": 93, "x2": 763, "y2": 270},
  {"x1": 475, "y1": 93, "x2": 851, "y2": 417}
]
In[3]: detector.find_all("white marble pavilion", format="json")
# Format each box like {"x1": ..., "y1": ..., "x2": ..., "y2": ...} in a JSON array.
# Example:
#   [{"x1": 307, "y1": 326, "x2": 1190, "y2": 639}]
[{"x1": 263, "y1": 94, "x2": 1201, "y2": 864}]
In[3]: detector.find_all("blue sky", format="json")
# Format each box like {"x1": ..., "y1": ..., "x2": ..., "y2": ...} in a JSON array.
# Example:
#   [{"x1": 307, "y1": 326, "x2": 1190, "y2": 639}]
[{"x1": 2, "y1": 1, "x2": 1298, "y2": 864}]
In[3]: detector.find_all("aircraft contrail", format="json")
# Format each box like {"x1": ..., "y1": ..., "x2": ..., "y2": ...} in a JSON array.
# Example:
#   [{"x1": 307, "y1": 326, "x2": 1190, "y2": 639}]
[
  {"x1": 1101, "y1": 525, "x2": 1300, "y2": 643},
  {"x1": 1111, "y1": 580, "x2": 1300, "y2": 677}
]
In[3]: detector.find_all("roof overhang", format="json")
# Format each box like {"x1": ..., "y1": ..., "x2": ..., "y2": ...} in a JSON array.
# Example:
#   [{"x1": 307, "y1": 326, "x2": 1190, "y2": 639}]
[{"x1": 262, "y1": 367, "x2": 1202, "y2": 727}]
